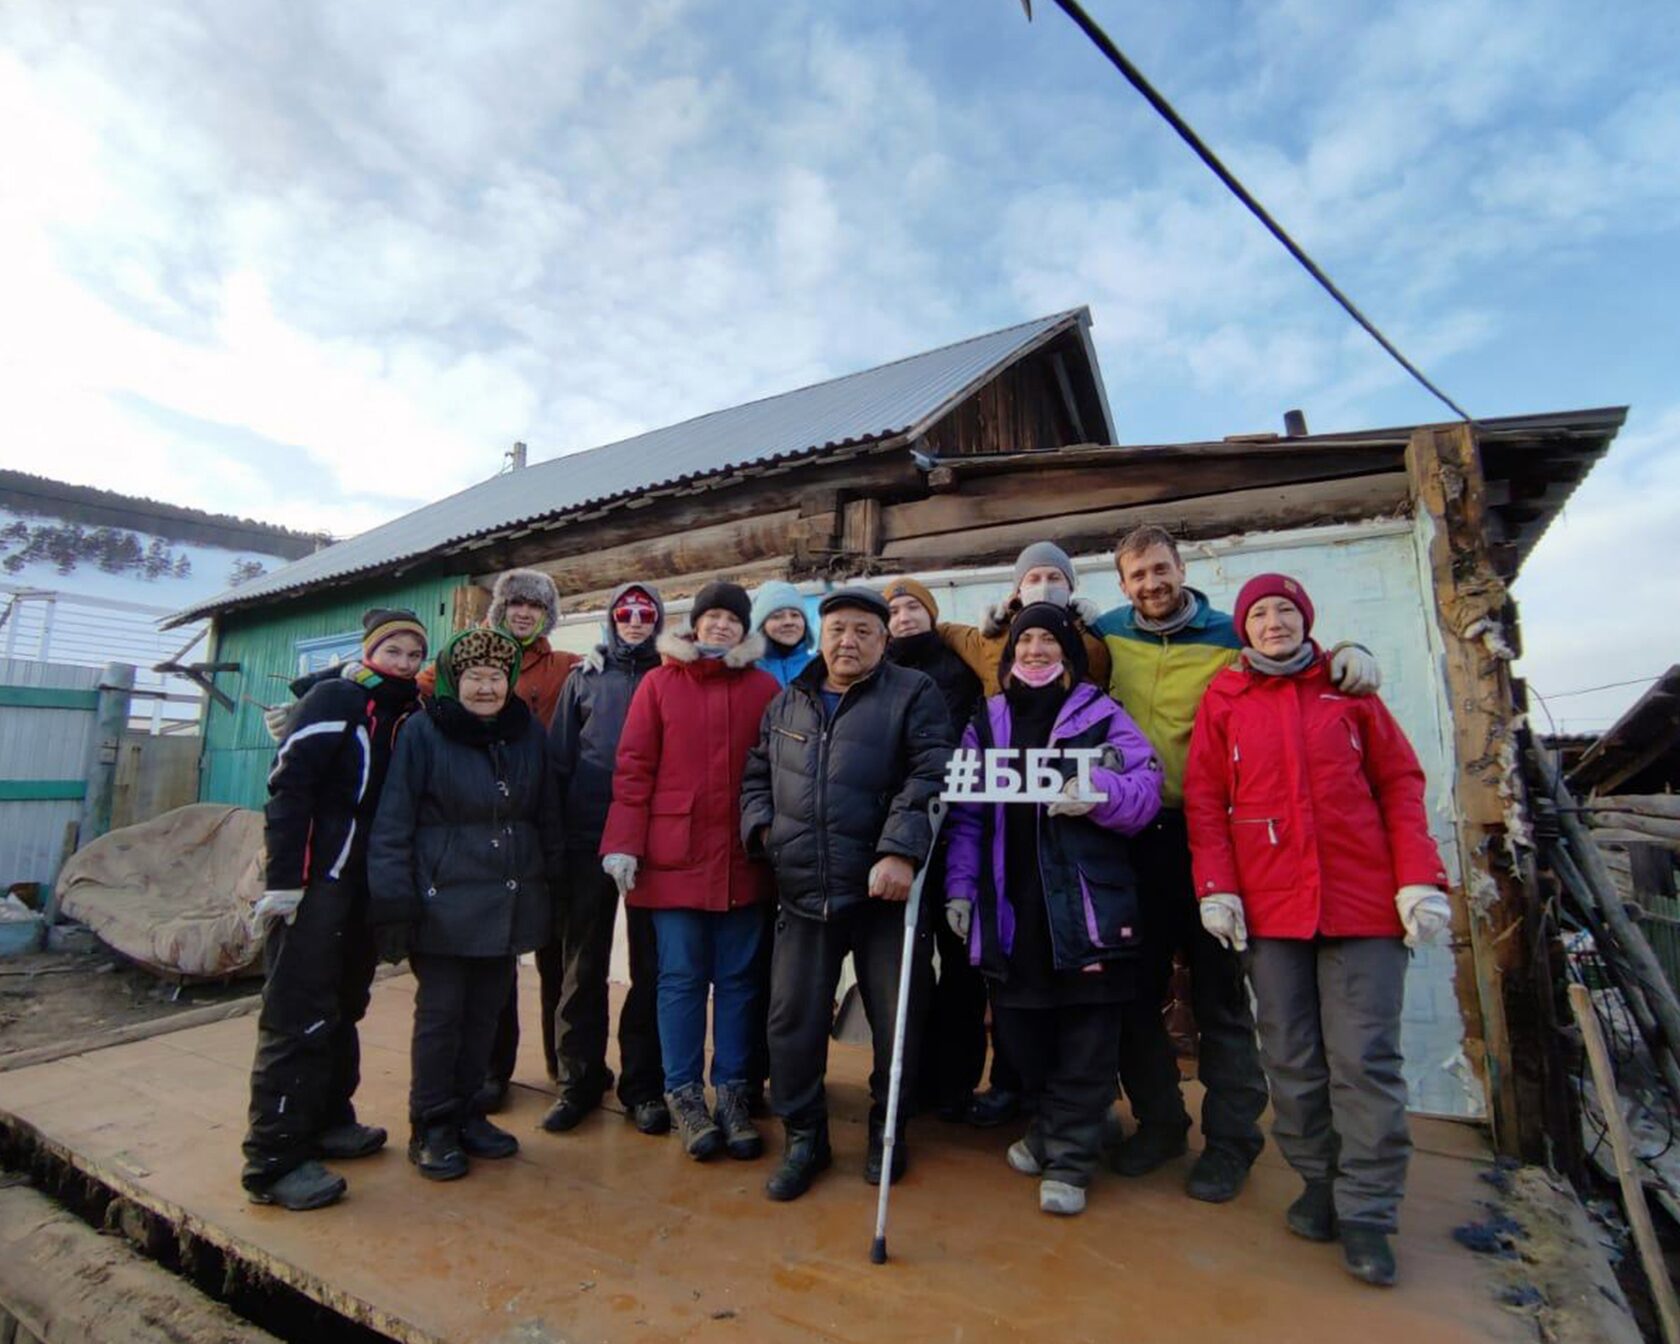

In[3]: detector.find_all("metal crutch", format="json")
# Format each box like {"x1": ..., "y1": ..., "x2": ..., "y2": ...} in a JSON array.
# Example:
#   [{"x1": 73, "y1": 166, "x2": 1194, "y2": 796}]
[{"x1": 870, "y1": 796, "x2": 948, "y2": 1265}]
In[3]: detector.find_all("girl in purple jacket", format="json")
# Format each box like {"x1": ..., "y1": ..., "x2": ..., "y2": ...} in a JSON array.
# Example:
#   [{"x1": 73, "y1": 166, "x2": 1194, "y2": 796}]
[{"x1": 945, "y1": 604, "x2": 1163, "y2": 1215}]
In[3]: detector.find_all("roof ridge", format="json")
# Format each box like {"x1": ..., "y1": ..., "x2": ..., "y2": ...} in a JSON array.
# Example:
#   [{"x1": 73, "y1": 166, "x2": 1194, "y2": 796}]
[{"x1": 525, "y1": 307, "x2": 1087, "y2": 473}]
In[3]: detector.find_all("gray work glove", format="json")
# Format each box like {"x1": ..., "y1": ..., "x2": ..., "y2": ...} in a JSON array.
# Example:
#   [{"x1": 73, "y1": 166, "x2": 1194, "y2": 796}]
[
  {"x1": 946, "y1": 897, "x2": 972, "y2": 942},
  {"x1": 1199, "y1": 893, "x2": 1247, "y2": 952},
  {"x1": 1329, "y1": 643, "x2": 1381, "y2": 696},
  {"x1": 602, "y1": 853, "x2": 638, "y2": 899},
  {"x1": 1046, "y1": 776, "x2": 1099, "y2": 818},
  {"x1": 253, "y1": 888, "x2": 304, "y2": 927},
  {"x1": 1396, "y1": 885, "x2": 1451, "y2": 949}
]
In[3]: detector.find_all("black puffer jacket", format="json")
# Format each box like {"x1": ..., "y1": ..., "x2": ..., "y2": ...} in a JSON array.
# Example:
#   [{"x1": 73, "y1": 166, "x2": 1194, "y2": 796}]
[
  {"x1": 367, "y1": 695, "x2": 560, "y2": 957},
  {"x1": 888, "y1": 630, "x2": 981, "y2": 745},
  {"x1": 264, "y1": 669, "x2": 420, "y2": 893},
  {"x1": 549, "y1": 584, "x2": 664, "y2": 853},
  {"x1": 740, "y1": 657, "x2": 954, "y2": 920}
]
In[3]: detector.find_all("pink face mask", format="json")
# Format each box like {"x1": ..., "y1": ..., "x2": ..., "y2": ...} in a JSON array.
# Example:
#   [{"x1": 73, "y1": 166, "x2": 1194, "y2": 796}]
[{"x1": 1011, "y1": 659, "x2": 1065, "y2": 688}]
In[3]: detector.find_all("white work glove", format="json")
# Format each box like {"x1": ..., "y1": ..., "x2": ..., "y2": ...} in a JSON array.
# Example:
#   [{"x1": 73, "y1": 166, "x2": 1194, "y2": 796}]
[
  {"x1": 253, "y1": 888, "x2": 304, "y2": 926},
  {"x1": 946, "y1": 897, "x2": 972, "y2": 941},
  {"x1": 1396, "y1": 885, "x2": 1451, "y2": 949},
  {"x1": 262, "y1": 703, "x2": 291, "y2": 743},
  {"x1": 1068, "y1": 595, "x2": 1102, "y2": 626},
  {"x1": 602, "y1": 853, "x2": 638, "y2": 898},
  {"x1": 1046, "y1": 776, "x2": 1098, "y2": 818},
  {"x1": 1329, "y1": 643, "x2": 1381, "y2": 696},
  {"x1": 1199, "y1": 893, "x2": 1248, "y2": 952}
]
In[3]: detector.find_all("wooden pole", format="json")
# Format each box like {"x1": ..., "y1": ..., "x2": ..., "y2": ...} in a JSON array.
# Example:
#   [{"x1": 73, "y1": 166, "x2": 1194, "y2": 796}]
[
  {"x1": 1568, "y1": 983, "x2": 1680, "y2": 1344},
  {"x1": 1407, "y1": 423, "x2": 1536, "y2": 1156}
]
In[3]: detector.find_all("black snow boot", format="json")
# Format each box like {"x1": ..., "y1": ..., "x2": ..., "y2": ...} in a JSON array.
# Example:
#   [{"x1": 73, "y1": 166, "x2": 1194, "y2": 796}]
[
  {"x1": 1185, "y1": 1144, "x2": 1252, "y2": 1203},
  {"x1": 765, "y1": 1121, "x2": 832, "y2": 1202},
  {"x1": 864, "y1": 1116, "x2": 908, "y2": 1186},
  {"x1": 408, "y1": 1123, "x2": 468, "y2": 1181},
  {"x1": 666, "y1": 1083, "x2": 724, "y2": 1161},
  {"x1": 1286, "y1": 1179, "x2": 1338, "y2": 1241},
  {"x1": 1110, "y1": 1123, "x2": 1189, "y2": 1177},
  {"x1": 460, "y1": 1114, "x2": 519, "y2": 1159},
  {"x1": 627, "y1": 1098, "x2": 671, "y2": 1135},
  {"x1": 316, "y1": 1121, "x2": 387, "y2": 1160},
  {"x1": 713, "y1": 1084, "x2": 763, "y2": 1161},
  {"x1": 1340, "y1": 1224, "x2": 1397, "y2": 1286},
  {"x1": 245, "y1": 1160, "x2": 347, "y2": 1211}
]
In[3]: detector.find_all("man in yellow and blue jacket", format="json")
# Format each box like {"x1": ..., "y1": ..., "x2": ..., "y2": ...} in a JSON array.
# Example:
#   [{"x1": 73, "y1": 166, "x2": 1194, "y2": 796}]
[{"x1": 1090, "y1": 524, "x2": 1381, "y2": 1204}]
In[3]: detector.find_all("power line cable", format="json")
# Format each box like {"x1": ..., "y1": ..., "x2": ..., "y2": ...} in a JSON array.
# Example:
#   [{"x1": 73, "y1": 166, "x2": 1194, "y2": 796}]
[{"x1": 1024, "y1": 0, "x2": 1475, "y2": 423}]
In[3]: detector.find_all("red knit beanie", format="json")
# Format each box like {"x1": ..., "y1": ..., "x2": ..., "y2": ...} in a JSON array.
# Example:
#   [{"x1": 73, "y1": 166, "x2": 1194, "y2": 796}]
[{"x1": 1234, "y1": 573, "x2": 1315, "y2": 647}]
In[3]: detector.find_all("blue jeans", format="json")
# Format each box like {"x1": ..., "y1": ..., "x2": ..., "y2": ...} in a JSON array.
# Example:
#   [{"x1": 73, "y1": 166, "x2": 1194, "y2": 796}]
[{"x1": 650, "y1": 905, "x2": 766, "y2": 1091}]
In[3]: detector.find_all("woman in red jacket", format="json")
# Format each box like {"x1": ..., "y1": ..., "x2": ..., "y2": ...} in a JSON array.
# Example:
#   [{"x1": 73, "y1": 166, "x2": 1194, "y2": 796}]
[
  {"x1": 1183, "y1": 573, "x2": 1451, "y2": 1289},
  {"x1": 600, "y1": 583, "x2": 781, "y2": 1163}
]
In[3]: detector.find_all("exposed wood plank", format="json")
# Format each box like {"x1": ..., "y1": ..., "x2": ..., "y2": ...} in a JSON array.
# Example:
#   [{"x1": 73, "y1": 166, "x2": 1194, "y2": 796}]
[
  {"x1": 841, "y1": 498, "x2": 883, "y2": 556},
  {"x1": 1407, "y1": 423, "x2": 1540, "y2": 1161},
  {"x1": 451, "y1": 582, "x2": 491, "y2": 632},
  {"x1": 511, "y1": 511, "x2": 800, "y2": 596},
  {"x1": 556, "y1": 557, "x2": 794, "y2": 614},
  {"x1": 876, "y1": 473, "x2": 1410, "y2": 569},
  {"x1": 880, "y1": 453, "x2": 1398, "y2": 543}
]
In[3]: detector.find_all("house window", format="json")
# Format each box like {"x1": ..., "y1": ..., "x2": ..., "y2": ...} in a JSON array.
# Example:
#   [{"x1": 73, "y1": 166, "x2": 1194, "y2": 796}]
[{"x1": 295, "y1": 630, "x2": 362, "y2": 676}]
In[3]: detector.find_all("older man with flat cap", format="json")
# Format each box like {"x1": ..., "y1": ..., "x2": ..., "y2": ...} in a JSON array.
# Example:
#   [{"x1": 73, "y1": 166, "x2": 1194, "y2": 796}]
[{"x1": 741, "y1": 586, "x2": 954, "y2": 1202}]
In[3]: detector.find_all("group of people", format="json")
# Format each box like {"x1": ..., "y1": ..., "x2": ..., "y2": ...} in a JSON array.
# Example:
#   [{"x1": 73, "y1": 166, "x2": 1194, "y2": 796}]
[{"x1": 240, "y1": 524, "x2": 1451, "y2": 1289}]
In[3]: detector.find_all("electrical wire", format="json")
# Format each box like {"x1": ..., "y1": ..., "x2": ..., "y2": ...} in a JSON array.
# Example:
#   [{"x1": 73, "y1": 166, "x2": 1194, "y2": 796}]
[{"x1": 1030, "y1": 0, "x2": 1475, "y2": 424}]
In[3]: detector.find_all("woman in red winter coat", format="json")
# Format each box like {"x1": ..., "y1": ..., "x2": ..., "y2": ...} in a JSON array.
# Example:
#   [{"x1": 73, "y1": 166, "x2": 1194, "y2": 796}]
[
  {"x1": 600, "y1": 582, "x2": 780, "y2": 1163},
  {"x1": 1183, "y1": 573, "x2": 1452, "y2": 1289}
]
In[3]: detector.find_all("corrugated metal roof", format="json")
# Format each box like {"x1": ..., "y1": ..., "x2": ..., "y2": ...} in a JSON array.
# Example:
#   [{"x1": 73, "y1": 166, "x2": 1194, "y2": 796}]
[{"x1": 169, "y1": 308, "x2": 1094, "y2": 624}]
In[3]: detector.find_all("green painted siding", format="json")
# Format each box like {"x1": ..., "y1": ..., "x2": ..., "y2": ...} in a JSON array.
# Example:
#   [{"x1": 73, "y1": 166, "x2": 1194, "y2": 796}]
[{"x1": 199, "y1": 573, "x2": 464, "y2": 809}]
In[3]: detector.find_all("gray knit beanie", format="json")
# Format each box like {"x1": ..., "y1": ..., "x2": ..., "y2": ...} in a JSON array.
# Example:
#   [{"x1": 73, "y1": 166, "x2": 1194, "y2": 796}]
[{"x1": 1013, "y1": 541, "x2": 1075, "y2": 590}]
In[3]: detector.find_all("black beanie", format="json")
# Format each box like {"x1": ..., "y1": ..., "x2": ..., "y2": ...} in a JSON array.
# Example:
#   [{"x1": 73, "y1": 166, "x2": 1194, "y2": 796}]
[
  {"x1": 1000, "y1": 602, "x2": 1088, "y2": 684},
  {"x1": 690, "y1": 581, "x2": 752, "y2": 631}
]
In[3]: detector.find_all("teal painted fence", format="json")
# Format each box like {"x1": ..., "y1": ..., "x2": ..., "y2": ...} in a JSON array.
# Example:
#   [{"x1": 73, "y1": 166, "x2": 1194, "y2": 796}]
[{"x1": 198, "y1": 573, "x2": 465, "y2": 810}]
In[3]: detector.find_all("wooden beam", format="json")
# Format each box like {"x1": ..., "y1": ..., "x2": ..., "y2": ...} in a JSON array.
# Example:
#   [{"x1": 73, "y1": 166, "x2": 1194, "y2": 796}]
[
  {"x1": 1407, "y1": 422, "x2": 1540, "y2": 1159},
  {"x1": 512, "y1": 511, "x2": 800, "y2": 596},
  {"x1": 880, "y1": 453, "x2": 1399, "y2": 544},
  {"x1": 841, "y1": 498, "x2": 883, "y2": 557},
  {"x1": 555, "y1": 556, "x2": 793, "y2": 614},
  {"x1": 878, "y1": 473, "x2": 1410, "y2": 569}
]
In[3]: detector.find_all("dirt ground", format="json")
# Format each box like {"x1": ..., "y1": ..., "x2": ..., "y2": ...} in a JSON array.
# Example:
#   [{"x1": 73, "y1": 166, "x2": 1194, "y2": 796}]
[{"x1": 0, "y1": 937, "x2": 258, "y2": 1059}]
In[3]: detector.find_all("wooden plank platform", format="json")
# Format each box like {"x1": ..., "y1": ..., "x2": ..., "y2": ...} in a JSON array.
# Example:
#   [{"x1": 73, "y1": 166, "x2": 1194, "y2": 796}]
[{"x1": 0, "y1": 971, "x2": 1526, "y2": 1343}]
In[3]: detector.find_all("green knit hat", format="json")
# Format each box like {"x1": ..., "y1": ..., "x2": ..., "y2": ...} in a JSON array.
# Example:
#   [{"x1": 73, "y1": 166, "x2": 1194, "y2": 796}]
[{"x1": 432, "y1": 627, "x2": 522, "y2": 701}]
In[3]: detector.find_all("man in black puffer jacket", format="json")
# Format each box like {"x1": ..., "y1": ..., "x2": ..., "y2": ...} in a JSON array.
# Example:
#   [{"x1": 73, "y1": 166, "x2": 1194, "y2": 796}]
[{"x1": 741, "y1": 587, "x2": 953, "y2": 1202}]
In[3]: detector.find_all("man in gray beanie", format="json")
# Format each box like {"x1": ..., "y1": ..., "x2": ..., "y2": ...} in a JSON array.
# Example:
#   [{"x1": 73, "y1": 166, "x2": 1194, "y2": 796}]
[{"x1": 936, "y1": 541, "x2": 1111, "y2": 693}]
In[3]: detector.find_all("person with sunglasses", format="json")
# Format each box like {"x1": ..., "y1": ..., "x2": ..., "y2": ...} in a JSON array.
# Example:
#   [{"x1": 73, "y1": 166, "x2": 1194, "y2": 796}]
[{"x1": 539, "y1": 583, "x2": 672, "y2": 1137}]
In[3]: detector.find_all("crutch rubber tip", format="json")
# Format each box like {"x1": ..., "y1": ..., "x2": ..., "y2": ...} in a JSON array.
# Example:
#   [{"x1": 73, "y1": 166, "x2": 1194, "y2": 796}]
[{"x1": 870, "y1": 1237, "x2": 887, "y2": 1264}]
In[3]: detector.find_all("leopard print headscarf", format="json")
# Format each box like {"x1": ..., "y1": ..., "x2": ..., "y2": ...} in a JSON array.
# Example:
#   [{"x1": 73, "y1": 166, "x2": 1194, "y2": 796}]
[{"x1": 434, "y1": 627, "x2": 522, "y2": 699}]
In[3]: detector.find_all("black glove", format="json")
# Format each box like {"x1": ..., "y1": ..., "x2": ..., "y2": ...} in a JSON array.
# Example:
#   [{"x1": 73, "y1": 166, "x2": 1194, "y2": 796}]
[{"x1": 373, "y1": 922, "x2": 416, "y2": 965}]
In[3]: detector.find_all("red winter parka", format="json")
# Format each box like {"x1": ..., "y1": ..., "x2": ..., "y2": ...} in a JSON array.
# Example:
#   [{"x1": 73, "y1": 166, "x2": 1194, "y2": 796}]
[
  {"x1": 599, "y1": 628, "x2": 780, "y2": 913},
  {"x1": 1182, "y1": 651, "x2": 1448, "y2": 939}
]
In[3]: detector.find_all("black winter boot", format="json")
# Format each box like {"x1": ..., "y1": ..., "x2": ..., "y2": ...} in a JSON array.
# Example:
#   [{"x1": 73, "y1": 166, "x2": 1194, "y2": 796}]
[
  {"x1": 864, "y1": 1117, "x2": 908, "y2": 1186},
  {"x1": 1111, "y1": 1123, "x2": 1189, "y2": 1177},
  {"x1": 1340, "y1": 1224, "x2": 1397, "y2": 1286},
  {"x1": 627, "y1": 1098, "x2": 671, "y2": 1135},
  {"x1": 408, "y1": 1123, "x2": 468, "y2": 1181},
  {"x1": 765, "y1": 1121, "x2": 832, "y2": 1202},
  {"x1": 316, "y1": 1121, "x2": 387, "y2": 1160},
  {"x1": 667, "y1": 1084, "x2": 724, "y2": 1161},
  {"x1": 245, "y1": 1160, "x2": 347, "y2": 1211},
  {"x1": 460, "y1": 1114, "x2": 519, "y2": 1159},
  {"x1": 1286, "y1": 1179, "x2": 1337, "y2": 1241},
  {"x1": 1185, "y1": 1144, "x2": 1252, "y2": 1203},
  {"x1": 713, "y1": 1084, "x2": 763, "y2": 1161},
  {"x1": 965, "y1": 1086, "x2": 1021, "y2": 1128}
]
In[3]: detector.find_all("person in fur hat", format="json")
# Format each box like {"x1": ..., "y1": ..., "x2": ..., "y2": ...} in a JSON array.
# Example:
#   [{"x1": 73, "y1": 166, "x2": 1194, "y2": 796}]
[
  {"x1": 419, "y1": 567, "x2": 581, "y2": 1109},
  {"x1": 599, "y1": 583, "x2": 782, "y2": 1163},
  {"x1": 937, "y1": 542, "x2": 1112, "y2": 697}
]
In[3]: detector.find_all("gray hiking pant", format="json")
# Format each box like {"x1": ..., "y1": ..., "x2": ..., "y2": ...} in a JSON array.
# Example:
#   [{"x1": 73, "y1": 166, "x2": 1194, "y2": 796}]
[{"x1": 1245, "y1": 937, "x2": 1411, "y2": 1231}]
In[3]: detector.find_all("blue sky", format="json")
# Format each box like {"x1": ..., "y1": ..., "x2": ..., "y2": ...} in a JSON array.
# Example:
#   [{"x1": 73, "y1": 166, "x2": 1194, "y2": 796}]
[{"x1": 2, "y1": 0, "x2": 1676, "y2": 729}]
